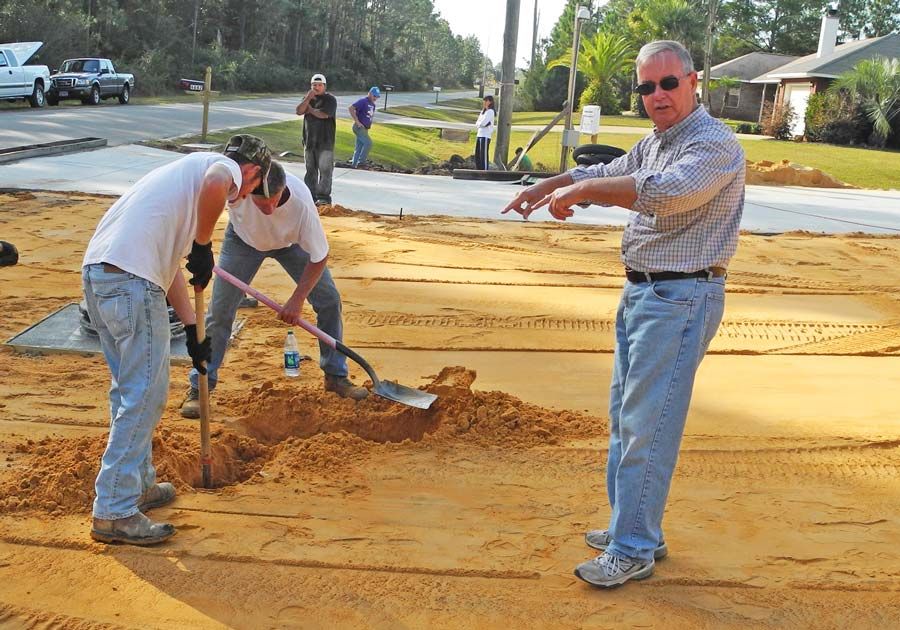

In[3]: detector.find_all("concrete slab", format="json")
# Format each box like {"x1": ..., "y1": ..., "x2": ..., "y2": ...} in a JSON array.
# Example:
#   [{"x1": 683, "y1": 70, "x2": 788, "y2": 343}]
[
  {"x1": 5, "y1": 303, "x2": 191, "y2": 364},
  {"x1": 0, "y1": 144, "x2": 898, "y2": 234},
  {"x1": 4, "y1": 303, "x2": 247, "y2": 364}
]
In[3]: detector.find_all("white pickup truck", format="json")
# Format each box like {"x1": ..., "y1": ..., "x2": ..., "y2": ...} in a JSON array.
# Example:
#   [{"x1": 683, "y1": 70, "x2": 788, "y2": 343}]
[{"x1": 0, "y1": 42, "x2": 51, "y2": 108}]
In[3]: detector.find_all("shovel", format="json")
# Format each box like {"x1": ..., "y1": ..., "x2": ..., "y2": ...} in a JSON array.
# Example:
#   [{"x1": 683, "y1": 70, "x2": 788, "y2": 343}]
[{"x1": 213, "y1": 266, "x2": 437, "y2": 410}]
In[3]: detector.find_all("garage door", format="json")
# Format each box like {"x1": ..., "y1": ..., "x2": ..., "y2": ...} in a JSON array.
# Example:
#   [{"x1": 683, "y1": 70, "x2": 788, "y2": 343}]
[{"x1": 785, "y1": 84, "x2": 811, "y2": 137}]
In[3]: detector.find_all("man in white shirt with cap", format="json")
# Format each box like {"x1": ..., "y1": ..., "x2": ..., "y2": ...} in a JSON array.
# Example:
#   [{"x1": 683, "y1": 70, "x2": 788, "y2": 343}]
[{"x1": 181, "y1": 160, "x2": 368, "y2": 419}]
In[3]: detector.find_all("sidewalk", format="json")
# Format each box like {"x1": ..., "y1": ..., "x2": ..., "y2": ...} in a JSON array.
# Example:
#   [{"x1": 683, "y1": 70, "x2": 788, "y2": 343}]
[{"x1": 1, "y1": 144, "x2": 897, "y2": 234}]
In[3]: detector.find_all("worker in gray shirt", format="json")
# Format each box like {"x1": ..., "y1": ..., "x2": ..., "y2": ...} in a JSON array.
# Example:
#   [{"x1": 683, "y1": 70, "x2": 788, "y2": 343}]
[{"x1": 503, "y1": 40, "x2": 745, "y2": 588}]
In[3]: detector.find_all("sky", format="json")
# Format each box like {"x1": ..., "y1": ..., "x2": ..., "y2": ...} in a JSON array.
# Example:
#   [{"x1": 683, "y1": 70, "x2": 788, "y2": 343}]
[{"x1": 432, "y1": 0, "x2": 570, "y2": 67}]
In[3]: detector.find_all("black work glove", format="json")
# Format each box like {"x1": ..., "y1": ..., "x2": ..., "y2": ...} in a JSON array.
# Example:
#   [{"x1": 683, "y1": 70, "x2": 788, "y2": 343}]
[
  {"x1": 184, "y1": 324, "x2": 211, "y2": 375},
  {"x1": 186, "y1": 240, "x2": 214, "y2": 289}
]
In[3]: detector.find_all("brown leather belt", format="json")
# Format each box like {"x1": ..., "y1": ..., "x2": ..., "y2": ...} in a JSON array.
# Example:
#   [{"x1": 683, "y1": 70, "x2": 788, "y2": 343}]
[
  {"x1": 102, "y1": 263, "x2": 125, "y2": 274},
  {"x1": 626, "y1": 267, "x2": 726, "y2": 283}
]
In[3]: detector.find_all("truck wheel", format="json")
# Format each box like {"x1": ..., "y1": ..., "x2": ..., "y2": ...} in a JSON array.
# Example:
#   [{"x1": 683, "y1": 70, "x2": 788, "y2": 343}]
[
  {"x1": 83, "y1": 85, "x2": 101, "y2": 105},
  {"x1": 118, "y1": 84, "x2": 130, "y2": 104},
  {"x1": 28, "y1": 84, "x2": 46, "y2": 108}
]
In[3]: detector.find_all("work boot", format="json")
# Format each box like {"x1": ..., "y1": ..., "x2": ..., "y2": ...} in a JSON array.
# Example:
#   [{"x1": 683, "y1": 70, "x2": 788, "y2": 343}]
[
  {"x1": 585, "y1": 529, "x2": 668, "y2": 560},
  {"x1": 324, "y1": 375, "x2": 368, "y2": 401},
  {"x1": 180, "y1": 388, "x2": 200, "y2": 419},
  {"x1": 574, "y1": 551, "x2": 654, "y2": 588},
  {"x1": 90, "y1": 512, "x2": 176, "y2": 546},
  {"x1": 138, "y1": 482, "x2": 176, "y2": 512}
]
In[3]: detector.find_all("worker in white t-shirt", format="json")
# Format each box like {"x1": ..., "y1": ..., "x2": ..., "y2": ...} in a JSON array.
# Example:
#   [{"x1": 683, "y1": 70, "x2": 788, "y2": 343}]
[
  {"x1": 180, "y1": 161, "x2": 367, "y2": 419},
  {"x1": 81, "y1": 134, "x2": 271, "y2": 546}
]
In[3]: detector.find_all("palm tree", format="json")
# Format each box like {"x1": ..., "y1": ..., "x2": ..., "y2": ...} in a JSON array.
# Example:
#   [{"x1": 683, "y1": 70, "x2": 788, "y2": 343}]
[
  {"x1": 711, "y1": 76, "x2": 742, "y2": 117},
  {"x1": 547, "y1": 31, "x2": 636, "y2": 108},
  {"x1": 829, "y1": 56, "x2": 900, "y2": 148},
  {"x1": 627, "y1": 0, "x2": 706, "y2": 53}
]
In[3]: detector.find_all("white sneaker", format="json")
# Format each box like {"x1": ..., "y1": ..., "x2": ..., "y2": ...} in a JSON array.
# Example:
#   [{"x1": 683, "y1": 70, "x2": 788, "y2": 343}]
[
  {"x1": 574, "y1": 551, "x2": 654, "y2": 588},
  {"x1": 585, "y1": 529, "x2": 668, "y2": 559}
]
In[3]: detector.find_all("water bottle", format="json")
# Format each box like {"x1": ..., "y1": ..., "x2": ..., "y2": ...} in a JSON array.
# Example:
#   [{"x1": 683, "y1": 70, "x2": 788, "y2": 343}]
[{"x1": 284, "y1": 330, "x2": 300, "y2": 377}]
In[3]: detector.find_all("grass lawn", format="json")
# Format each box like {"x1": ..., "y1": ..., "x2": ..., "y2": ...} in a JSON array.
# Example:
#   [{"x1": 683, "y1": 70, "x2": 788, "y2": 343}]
[
  {"x1": 384, "y1": 104, "x2": 655, "y2": 128},
  {"x1": 156, "y1": 118, "x2": 900, "y2": 189}
]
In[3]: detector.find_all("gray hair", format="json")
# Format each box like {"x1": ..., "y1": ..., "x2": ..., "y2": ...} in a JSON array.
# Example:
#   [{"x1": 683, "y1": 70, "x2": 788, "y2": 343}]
[{"x1": 636, "y1": 40, "x2": 695, "y2": 74}]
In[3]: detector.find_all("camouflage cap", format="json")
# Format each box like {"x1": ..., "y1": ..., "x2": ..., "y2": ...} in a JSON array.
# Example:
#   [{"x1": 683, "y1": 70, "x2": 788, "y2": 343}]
[{"x1": 224, "y1": 134, "x2": 273, "y2": 196}]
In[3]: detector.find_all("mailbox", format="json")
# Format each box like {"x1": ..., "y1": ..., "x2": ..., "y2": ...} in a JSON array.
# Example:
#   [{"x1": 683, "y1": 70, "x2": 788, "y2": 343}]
[{"x1": 180, "y1": 78, "x2": 205, "y2": 92}]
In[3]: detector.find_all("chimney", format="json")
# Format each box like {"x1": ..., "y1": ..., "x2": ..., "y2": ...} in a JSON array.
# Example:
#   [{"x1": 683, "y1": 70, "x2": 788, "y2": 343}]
[{"x1": 817, "y1": 6, "x2": 840, "y2": 58}]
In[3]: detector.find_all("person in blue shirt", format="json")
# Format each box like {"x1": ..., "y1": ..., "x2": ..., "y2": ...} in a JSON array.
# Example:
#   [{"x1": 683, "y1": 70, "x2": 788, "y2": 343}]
[{"x1": 349, "y1": 87, "x2": 380, "y2": 168}]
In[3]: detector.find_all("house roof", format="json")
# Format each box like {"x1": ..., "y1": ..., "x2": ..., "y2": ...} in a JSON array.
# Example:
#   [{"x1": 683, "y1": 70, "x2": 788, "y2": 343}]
[
  {"x1": 698, "y1": 52, "x2": 797, "y2": 82},
  {"x1": 751, "y1": 32, "x2": 900, "y2": 83}
]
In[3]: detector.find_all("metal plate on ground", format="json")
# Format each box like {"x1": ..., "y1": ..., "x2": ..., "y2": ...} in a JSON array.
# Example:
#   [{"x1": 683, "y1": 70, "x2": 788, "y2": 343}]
[{"x1": 4, "y1": 303, "x2": 244, "y2": 364}]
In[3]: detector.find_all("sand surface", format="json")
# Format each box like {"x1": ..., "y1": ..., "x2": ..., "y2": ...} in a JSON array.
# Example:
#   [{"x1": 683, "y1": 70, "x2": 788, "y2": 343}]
[{"x1": 1, "y1": 190, "x2": 899, "y2": 628}]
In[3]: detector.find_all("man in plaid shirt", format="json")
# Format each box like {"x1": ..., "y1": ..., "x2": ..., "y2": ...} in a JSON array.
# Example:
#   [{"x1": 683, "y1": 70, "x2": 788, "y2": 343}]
[{"x1": 504, "y1": 40, "x2": 745, "y2": 588}]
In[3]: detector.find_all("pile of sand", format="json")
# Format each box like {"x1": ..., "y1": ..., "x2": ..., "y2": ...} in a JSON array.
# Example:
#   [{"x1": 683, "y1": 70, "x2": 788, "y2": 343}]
[
  {"x1": 0, "y1": 367, "x2": 603, "y2": 515},
  {"x1": 236, "y1": 366, "x2": 601, "y2": 449},
  {"x1": 746, "y1": 159, "x2": 855, "y2": 188},
  {"x1": 316, "y1": 203, "x2": 359, "y2": 218},
  {"x1": 0, "y1": 429, "x2": 270, "y2": 515}
]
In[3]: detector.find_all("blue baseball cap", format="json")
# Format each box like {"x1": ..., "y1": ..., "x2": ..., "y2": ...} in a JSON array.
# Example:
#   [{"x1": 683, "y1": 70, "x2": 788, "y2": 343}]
[{"x1": 369, "y1": 86, "x2": 381, "y2": 98}]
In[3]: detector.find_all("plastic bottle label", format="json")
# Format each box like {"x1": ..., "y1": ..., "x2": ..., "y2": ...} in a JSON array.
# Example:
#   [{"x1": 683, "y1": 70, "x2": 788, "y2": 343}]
[{"x1": 284, "y1": 351, "x2": 300, "y2": 370}]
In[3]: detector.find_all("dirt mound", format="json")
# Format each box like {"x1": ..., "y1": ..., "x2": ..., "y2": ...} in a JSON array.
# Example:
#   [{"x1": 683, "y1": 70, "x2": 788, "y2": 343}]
[
  {"x1": 0, "y1": 428, "x2": 270, "y2": 515},
  {"x1": 0, "y1": 367, "x2": 603, "y2": 515},
  {"x1": 746, "y1": 159, "x2": 855, "y2": 188},
  {"x1": 317, "y1": 203, "x2": 360, "y2": 218},
  {"x1": 235, "y1": 366, "x2": 601, "y2": 449}
]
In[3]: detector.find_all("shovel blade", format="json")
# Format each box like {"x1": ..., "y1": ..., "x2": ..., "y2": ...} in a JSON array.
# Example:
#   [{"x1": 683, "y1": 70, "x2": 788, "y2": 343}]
[{"x1": 374, "y1": 381, "x2": 438, "y2": 410}]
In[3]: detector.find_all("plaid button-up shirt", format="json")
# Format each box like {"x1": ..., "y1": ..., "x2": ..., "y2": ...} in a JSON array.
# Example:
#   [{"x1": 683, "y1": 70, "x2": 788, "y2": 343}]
[{"x1": 570, "y1": 106, "x2": 745, "y2": 272}]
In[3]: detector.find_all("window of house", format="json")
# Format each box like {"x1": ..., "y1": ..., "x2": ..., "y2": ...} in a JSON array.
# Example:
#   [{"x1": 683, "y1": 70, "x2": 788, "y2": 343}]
[{"x1": 726, "y1": 86, "x2": 741, "y2": 109}]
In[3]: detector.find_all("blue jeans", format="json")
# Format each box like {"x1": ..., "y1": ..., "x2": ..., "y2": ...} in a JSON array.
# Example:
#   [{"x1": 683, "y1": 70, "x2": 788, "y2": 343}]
[
  {"x1": 605, "y1": 276, "x2": 725, "y2": 563},
  {"x1": 189, "y1": 223, "x2": 348, "y2": 391},
  {"x1": 351, "y1": 124, "x2": 373, "y2": 167},
  {"x1": 82, "y1": 264, "x2": 170, "y2": 520}
]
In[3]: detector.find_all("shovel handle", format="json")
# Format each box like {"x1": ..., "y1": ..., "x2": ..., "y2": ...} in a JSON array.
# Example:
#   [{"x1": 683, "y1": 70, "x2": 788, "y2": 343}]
[
  {"x1": 212, "y1": 265, "x2": 337, "y2": 349},
  {"x1": 193, "y1": 286, "x2": 212, "y2": 489}
]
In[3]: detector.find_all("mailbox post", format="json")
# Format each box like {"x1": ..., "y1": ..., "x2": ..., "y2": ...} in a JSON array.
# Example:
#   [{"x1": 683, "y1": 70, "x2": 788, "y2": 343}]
[
  {"x1": 382, "y1": 84, "x2": 394, "y2": 112},
  {"x1": 179, "y1": 67, "x2": 217, "y2": 141},
  {"x1": 433, "y1": 86, "x2": 442, "y2": 104}
]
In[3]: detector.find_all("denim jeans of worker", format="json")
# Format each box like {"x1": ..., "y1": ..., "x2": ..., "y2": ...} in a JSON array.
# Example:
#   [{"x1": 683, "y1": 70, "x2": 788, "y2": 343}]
[
  {"x1": 351, "y1": 124, "x2": 373, "y2": 167},
  {"x1": 303, "y1": 147, "x2": 334, "y2": 204},
  {"x1": 604, "y1": 276, "x2": 726, "y2": 564},
  {"x1": 189, "y1": 223, "x2": 348, "y2": 392},
  {"x1": 82, "y1": 264, "x2": 170, "y2": 520}
]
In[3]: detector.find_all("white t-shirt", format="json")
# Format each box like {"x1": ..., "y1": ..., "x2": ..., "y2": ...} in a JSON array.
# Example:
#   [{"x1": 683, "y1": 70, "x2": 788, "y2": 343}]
[
  {"x1": 475, "y1": 108, "x2": 495, "y2": 138},
  {"x1": 228, "y1": 172, "x2": 329, "y2": 262},
  {"x1": 83, "y1": 152, "x2": 242, "y2": 290}
]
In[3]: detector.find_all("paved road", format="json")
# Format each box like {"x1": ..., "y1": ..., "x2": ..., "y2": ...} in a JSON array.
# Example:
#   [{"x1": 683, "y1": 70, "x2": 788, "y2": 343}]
[
  {"x1": 0, "y1": 90, "x2": 479, "y2": 151},
  {"x1": 2, "y1": 144, "x2": 897, "y2": 234}
]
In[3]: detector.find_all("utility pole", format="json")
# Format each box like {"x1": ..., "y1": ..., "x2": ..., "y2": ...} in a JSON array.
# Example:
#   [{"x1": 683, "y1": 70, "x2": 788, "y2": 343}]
[
  {"x1": 559, "y1": 6, "x2": 590, "y2": 172},
  {"x1": 531, "y1": 1, "x2": 540, "y2": 69},
  {"x1": 702, "y1": 0, "x2": 719, "y2": 111},
  {"x1": 192, "y1": 0, "x2": 202, "y2": 67},
  {"x1": 493, "y1": 0, "x2": 521, "y2": 170}
]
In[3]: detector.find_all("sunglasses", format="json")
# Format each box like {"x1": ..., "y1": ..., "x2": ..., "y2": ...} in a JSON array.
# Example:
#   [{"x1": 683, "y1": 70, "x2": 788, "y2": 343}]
[{"x1": 634, "y1": 74, "x2": 688, "y2": 96}]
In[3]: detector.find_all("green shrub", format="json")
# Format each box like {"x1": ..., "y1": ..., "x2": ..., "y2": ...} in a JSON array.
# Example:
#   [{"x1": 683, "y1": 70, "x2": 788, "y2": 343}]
[
  {"x1": 761, "y1": 101, "x2": 795, "y2": 140},
  {"x1": 805, "y1": 91, "x2": 871, "y2": 145},
  {"x1": 629, "y1": 92, "x2": 648, "y2": 118},
  {"x1": 579, "y1": 82, "x2": 623, "y2": 115}
]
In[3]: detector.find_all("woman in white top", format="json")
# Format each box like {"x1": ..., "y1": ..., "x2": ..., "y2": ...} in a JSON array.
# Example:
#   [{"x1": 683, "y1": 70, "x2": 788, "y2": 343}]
[{"x1": 474, "y1": 95, "x2": 495, "y2": 170}]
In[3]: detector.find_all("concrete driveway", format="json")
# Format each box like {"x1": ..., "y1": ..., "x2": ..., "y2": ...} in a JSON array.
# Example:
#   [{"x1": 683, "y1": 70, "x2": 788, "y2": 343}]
[{"x1": 1, "y1": 144, "x2": 897, "y2": 235}]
